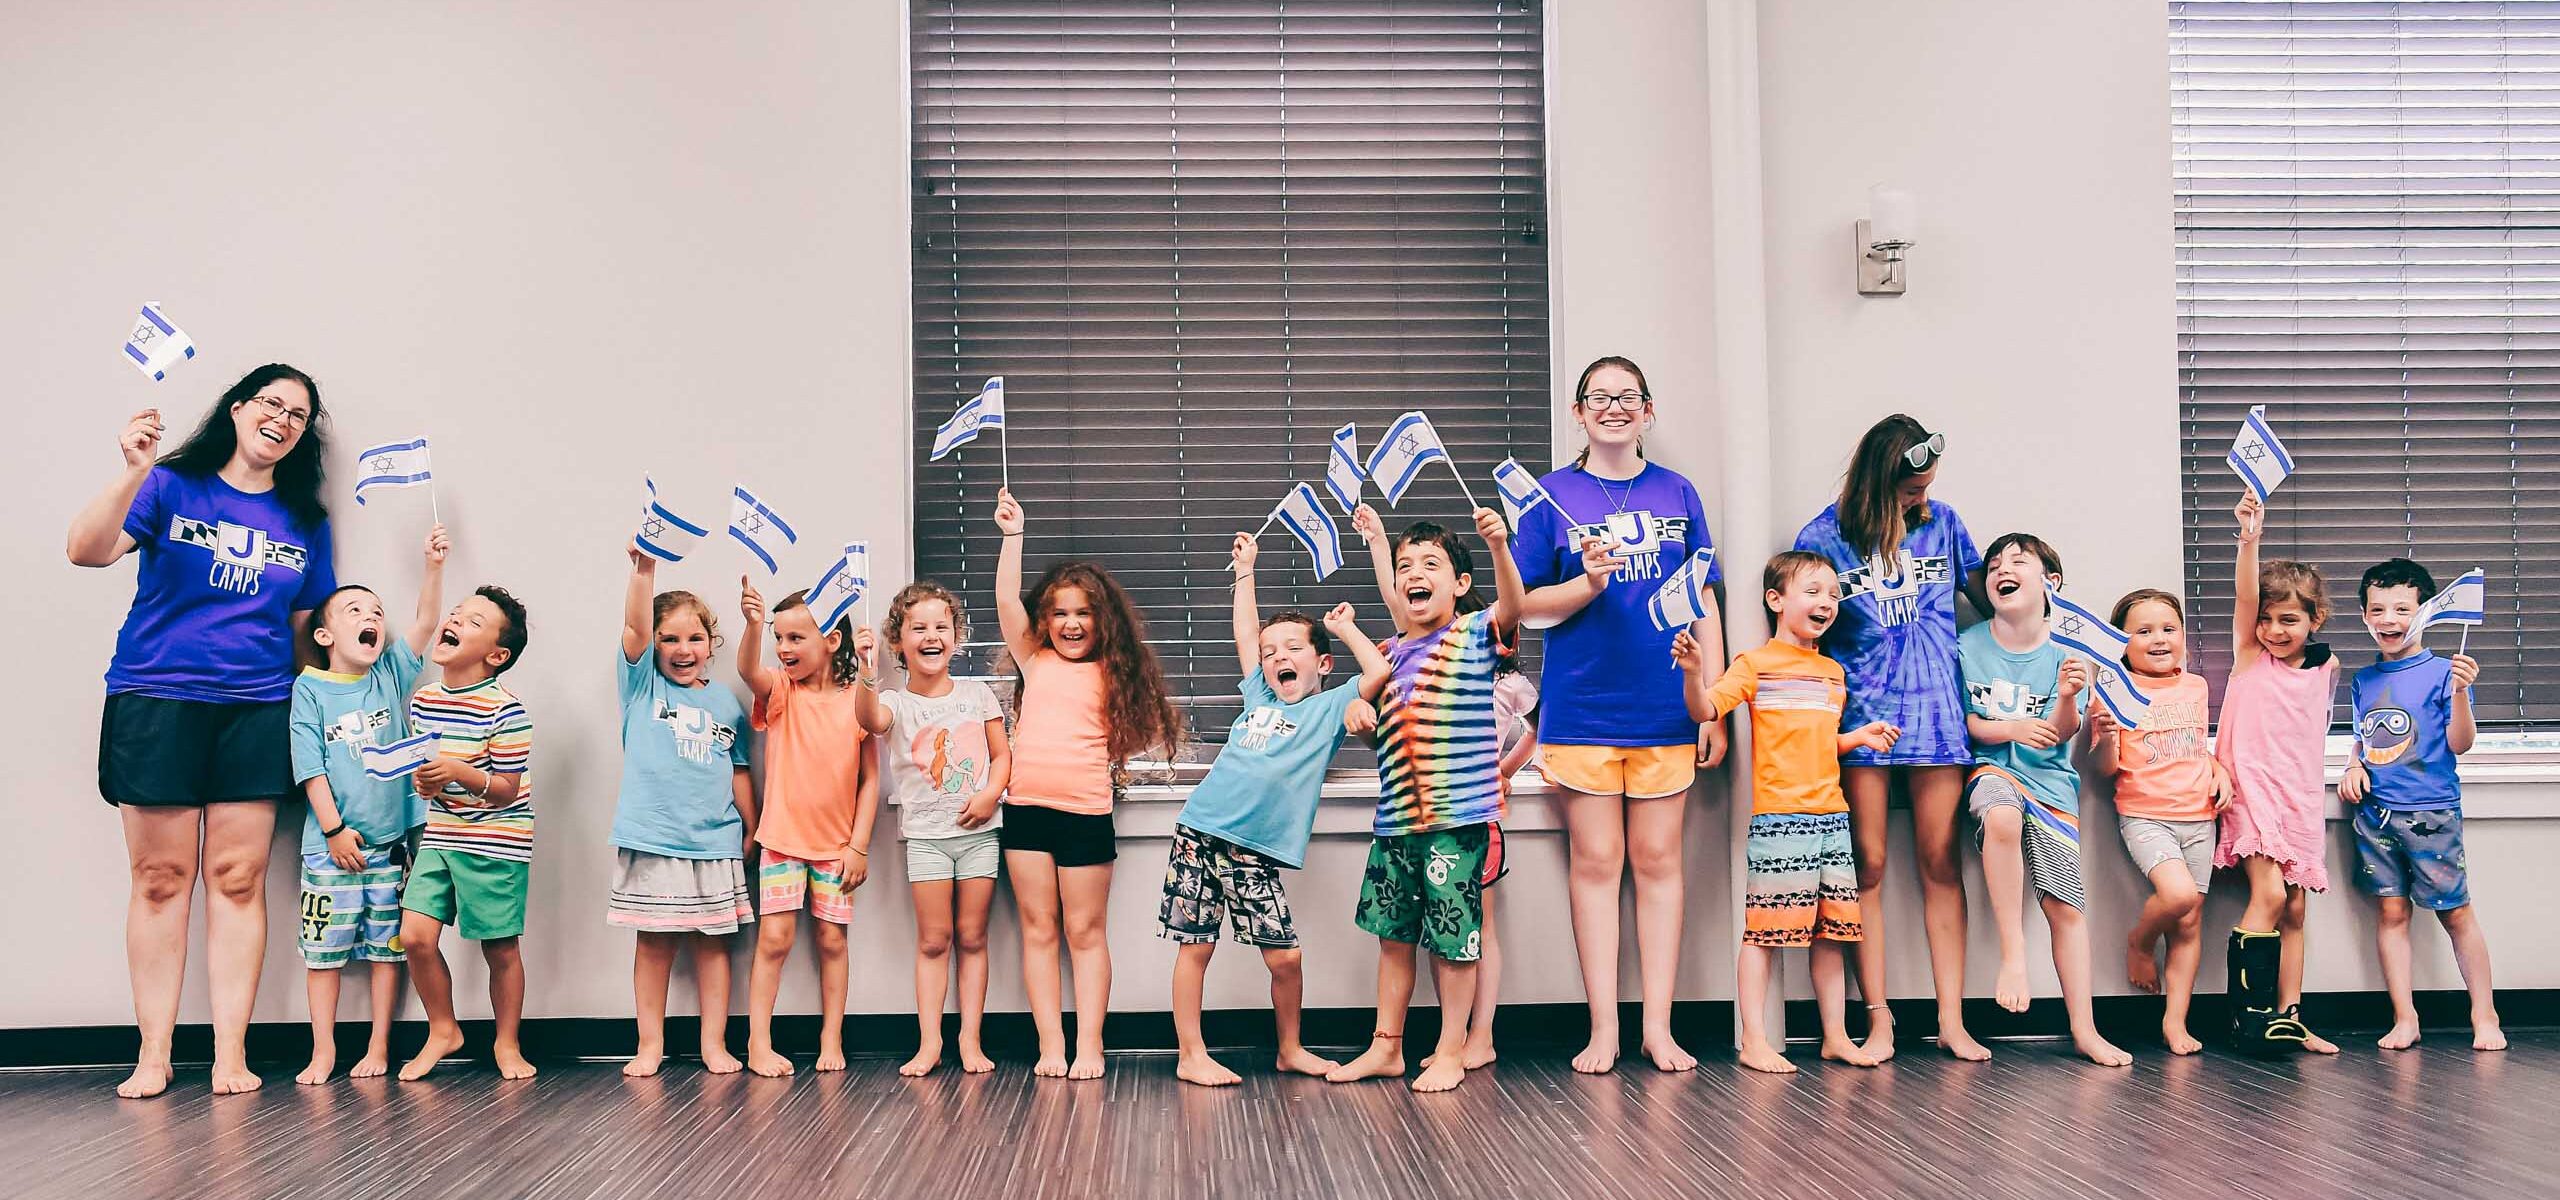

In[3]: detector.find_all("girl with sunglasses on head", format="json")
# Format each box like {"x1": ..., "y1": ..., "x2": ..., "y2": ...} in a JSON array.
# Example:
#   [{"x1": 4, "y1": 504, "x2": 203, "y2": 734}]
[{"x1": 1792, "y1": 413, "x2": 1990, "y2": 1062}]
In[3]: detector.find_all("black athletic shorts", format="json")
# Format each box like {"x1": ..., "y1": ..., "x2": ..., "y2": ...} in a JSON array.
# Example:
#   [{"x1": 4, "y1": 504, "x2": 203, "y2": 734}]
[
  {"x1": 998, "y1": 802, "x2": 1118, "y2": 867},
  {"x1": 98, "y1": 692, "x2": 293, "y2": 807}
]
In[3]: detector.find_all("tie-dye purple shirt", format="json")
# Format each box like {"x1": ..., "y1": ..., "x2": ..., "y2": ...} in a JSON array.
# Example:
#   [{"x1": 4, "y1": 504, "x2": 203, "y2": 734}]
[{"x1": 1792, "y1": 501, "x2": 1980, "y2": 766}]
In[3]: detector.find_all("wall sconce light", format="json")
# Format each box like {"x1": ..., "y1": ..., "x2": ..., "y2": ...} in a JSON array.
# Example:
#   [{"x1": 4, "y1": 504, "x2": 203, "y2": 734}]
[{"x1": 1856, "y1": 185, "x2": 1918, "y2": 296}]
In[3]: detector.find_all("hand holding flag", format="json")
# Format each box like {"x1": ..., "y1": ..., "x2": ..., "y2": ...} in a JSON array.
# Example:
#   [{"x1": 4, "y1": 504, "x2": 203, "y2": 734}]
[
  {"x1": 1646, "y1": 548, "x2": 1717, "y2": 631},
  {"x1": 2227, "y1": 405, "x2": 2296, "y2": 501},
  {"x1": 727, "y1": 485, "x2": 800, "y2": 575},
  {"x1": 2046, "y1": 583, "x2": 2152, "y2": 730},
  {"x1": 122, "y1": 302, "x2": 196, "y2": 381},
  {"x1": 635, "y1": 477, "x2": 711, "y2": 563}
]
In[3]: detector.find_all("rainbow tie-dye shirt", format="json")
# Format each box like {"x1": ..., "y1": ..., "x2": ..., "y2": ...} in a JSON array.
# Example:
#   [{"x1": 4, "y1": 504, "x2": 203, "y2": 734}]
[{"x1": 1372, "y1": 608, "x2": 1507, "y2": 837}]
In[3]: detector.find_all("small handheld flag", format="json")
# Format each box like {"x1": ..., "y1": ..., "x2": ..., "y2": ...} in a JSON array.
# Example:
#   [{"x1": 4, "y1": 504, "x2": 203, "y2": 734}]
[
  {"x1": 360, "y1": 732, "x2": 437, "y2": 781},
  {"x1": 1325, "y1": 423, "x2": 1365, "y2": 511},
  {"x1": 2419, "y1": 567, "x2": 2488, "y2": 654},
  {"x1": 806, "y1": 541, "x2": 870, "y2": 635},
  {"x1": 2227, "y1": 405, "x2": 2296, "y2": 501},
  {"x1": 1492, "y1": 458, "x2": 1555, "y2": 528},
  {"x1": 122, "y1": 302, "x2": 196, "y2": 382},
  {"x1": 931, "y1": 376, "x2": 1010, "y2": 488},
  {"x1": 352, "y1": 438, "x2": 434, "y2": 508},
  {"x1": 2046, "y1": 583, "x2": 2153, "y2": 730},
  {"x1": 1646, "y1": 549, "x2": 1717, "y2": 631},
  {"x1": 635, "y1": 477, "x2": 711, "y2": 563},
  {"x1": 726, "y1": 486, "x2": 800, "y2": 575},
  {"x1": 1365, "y1": 410, "x2": 1478, "y2": 510},
  {"x1": 1270, "y1": 482, "x2": 1346, "y2": 580}
]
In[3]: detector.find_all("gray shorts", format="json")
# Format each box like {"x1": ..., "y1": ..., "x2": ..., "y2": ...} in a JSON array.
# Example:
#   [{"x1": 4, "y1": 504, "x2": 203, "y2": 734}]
[
  {"x1": 2118, "y1": 816, "x2": 2215, "y2": 893},
  {"x1": 905, "y1": 828, "x2": 1003, "y2": 883}
]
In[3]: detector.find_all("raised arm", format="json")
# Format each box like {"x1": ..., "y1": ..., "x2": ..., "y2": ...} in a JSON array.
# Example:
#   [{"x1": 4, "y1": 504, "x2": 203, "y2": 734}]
[
  {"x1": 2231, "y1": 494, "x2": 2265, "y2": 673},
  {"x1": 622, "y1": 548, "x2": 657, "y2": 664},
  {"x1": 1230, "y1": 532, "x2": 1264, "y2": 676},
  {"x1": 1322, "y1": 602, "x2": 1392, "y2": 702},
  {"x1": 993, "y1": 487, "x2": 1040, "y2": 666},
  {"x1": 1350, "y1": 502, "x2": 1400, "y2": 616},
  {"x1": 1474, "y1": 507, "x2": 1526, "y2": 635},
  {"x1": 736, "y1": 576, "x2": 775, "y2": 703},
  {"x1": 67, "y1": 409, "x2": 163, "y2": 567},
  {"x1": 404, "y1": 523, "x2": 450, "y2": 656},
  {"x1": 851, "y1": 625, "x2": 893, "y2": 735}
]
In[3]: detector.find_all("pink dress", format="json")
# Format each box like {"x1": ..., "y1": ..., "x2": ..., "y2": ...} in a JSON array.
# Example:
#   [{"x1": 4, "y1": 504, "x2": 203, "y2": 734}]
[{"x1": 2213, "y1": 647, "x2": 2339, "y2": 890}]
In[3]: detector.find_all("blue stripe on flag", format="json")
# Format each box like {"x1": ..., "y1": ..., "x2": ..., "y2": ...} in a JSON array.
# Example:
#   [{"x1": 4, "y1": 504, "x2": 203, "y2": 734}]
[
  {"x1": 123, "y1": 342, "x2": 151, "y2": 367},
  {"x1": 142, "y1": 305, "x2": 176, "y2": 336},
  {"x1": 357, "y1": 438, "x2": 430, "y2": 458}
]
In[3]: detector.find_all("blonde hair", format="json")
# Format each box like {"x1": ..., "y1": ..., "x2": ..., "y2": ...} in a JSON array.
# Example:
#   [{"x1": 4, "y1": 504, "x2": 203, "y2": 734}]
[
  {"x1": 884, "y1": 580, "x2": 970, "y2": 668},
  {"x1": 651, "y1": 590, "x2": 721, "y2": 659}
]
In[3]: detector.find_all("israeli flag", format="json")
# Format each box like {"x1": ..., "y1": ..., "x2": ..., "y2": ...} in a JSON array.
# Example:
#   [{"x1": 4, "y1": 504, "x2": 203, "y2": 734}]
[
  {"x1": 2045, "y1": 583, "x2": 2153, "y2": 730},
  {"x1": 2226, "y1": 405, "x2": 2295, "y2": 501},
  {"x1": 1646, "y1": 549, "x2": 1717, "y2": 631},
  {"x1": 726, "y1": 485, "x2": 800, "y2": 575},
  {"x1": 634, "y1": 477, "x2": 711, "y2": 563},
  {"x1": 1272, "y1": 482, "x2": 1345, "y2": 580},
  {"x1": 1364, "y1": 411, "x2": 1452, "y2": 507},
  {"x1": 1325, "y1": 422, "x2": 1365, "y2": 511},
  {"x1": 359, "y1": 732, "x2": 436, "y2": 781},
  {"x1": 1492, "y1": 457, "x2": 1554, "y2": 528},
  {"x1": 2419, "y1": 567, "x2": 2488, "y2": 632},
  {"x1": 931, "y1": 376, "x2": 1006, "y2": 461},
  {"x1": 806, "y1": 541, "x2": 869, "y2": 634},
  {"x1": 351, "y1": 438, "x2": 433, "y2": 506},
  {"x1": 123, "y1": 302, "x2": 196, "y2": 381}
]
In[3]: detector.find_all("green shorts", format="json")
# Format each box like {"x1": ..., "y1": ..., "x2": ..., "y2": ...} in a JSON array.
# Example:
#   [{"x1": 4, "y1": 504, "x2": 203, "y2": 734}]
[
  {"x1": 1352, "y1": 824, "x2": 1489, "y2": 962},
  {"x1": 401, "y1": 847, "x2": 529, "y2": 941}
]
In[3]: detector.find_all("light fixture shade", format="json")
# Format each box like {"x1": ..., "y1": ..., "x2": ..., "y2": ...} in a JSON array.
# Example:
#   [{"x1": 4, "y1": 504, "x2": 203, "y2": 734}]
[{"x1": 1868, "y1": 185, "x2": 1918, "y2": 245}]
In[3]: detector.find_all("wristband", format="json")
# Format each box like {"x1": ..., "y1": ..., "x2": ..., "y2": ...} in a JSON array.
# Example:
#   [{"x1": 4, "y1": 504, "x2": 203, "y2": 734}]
[
  {"x1": 848, "y1": 846, "x2": 869, "y2": 857},
  {"x1": 321, "y1": 821, "x2": 349, "y2": 840}
]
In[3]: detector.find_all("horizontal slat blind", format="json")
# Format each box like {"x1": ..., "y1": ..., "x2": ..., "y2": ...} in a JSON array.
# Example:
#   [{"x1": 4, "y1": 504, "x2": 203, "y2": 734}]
[
  {"x1": 2172, "y1": 0, "x2": 2560, "y2": 724},
  {"x1": 912, "y1": 0, "x2": 1550, "y2": 754}
]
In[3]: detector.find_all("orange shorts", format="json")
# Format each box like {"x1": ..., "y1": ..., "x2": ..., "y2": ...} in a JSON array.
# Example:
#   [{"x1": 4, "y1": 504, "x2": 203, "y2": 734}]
[{"x1": 1538, "y1": 742, "x2": 1696, "y2": 800}]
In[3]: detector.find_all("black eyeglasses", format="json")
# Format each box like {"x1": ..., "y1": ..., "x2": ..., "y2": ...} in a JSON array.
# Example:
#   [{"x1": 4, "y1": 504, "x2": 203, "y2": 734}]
[{"x1": 1902, "y1": 431, "x2": 1947, "y2": 470}]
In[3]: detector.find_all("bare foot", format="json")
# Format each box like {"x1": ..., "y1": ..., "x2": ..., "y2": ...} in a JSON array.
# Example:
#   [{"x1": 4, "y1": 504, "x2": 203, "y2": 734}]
[
  {"x1": 1818, "y1": 1035, "x2": 1875, "y2": 1068},
  {"x1": 2126, "y1": 942, "x2": 2161, "y2": 994},
  {"x1": 959, "y1": 1041, "x2": 995, "y2": 1074},
  {"x1": 1325, "y1": 1039, "x2": 1405, "y2": 1084},
  {"x1": 1177, "y1": 1051, "x2": 1242, "y2": 1087},
  {"x1": 2300, "y1": 1027, "x2": 2340, "y2": 1056},
  {"x1": 350, "y1": 1050, "x2": 391, "y2": 1079},
  {"x1": 402, "y1": 1027, "x2": 467, "y2": 1081},
  {"x1": 1860, "y1": 1014, "x2": 1897, "y2": 1064},
  {"x1": 1033, "y1": 1054, "x2": 1069, "y2": 1078},
  {"x1": 296, "y1": 1053, "x2": 335, "y2": 1086},
  {"x1": 492, "y1": 1042, "x2": 538, "y2": 1080},
  {"x1": 700, "y1": 1044, "x2": 744, "y2": 1076},
  {"x1": 211, "y1": 1058, "x2": 263, "y2": 1095},
  {"x1": 2072, "y1": 1029, "x2": 2133, "y2": 1067},
  {"x1": 623, "y1": 1050, "x2": 665, "y2": 1078},
  {"x1": 1994, "y1": 958, "x2": 2031, "y2": 1013},
  {"x1": 1067, "y1": 1053, "x2": 1105, "y2": 1081},
  {"x1": 1570, "y1": 1033, "x2": 1619, "y2": 1075},
  {"x1": 1459, "y1": 1037, "x2": 1497, "y2": 1070},
  {"x1": 1410, "y1": 1055, "x2": 1466, "y2": 1093},
  {"x1": 814, "y1": 1045, "x2": 847, "y2": 1073},
  {"x1": 1938, "y1": 1026, "x2": 1993, "y2": 1062},
  {"x1": 748, "y1": 1046, "x2": 795, "y2": 1078},
  {"x1": 2163, "y1": 1022, "x2": 2202, "y2": 1056},
  {"x1": 2474, "y1": 1019, "x2": 2507, "y2": 1052},
  {"x1": 115, "y1": 1061, "x2": 172, "y2": 1099},
  {"x1": 1738, "y1": 1036, "x2": 1797, "y2": 1075},
  {"x1": 899, "y1": 1041, "x2": 942, "y2": 1078},
  {"x1": 1277, "y1": 1046, "x2": 1341, "y2": 1077},
  {"x1": 2377, "y1": 1019, "x2": 2421, "y2": 1051},
  {"x1": 1642, "y1": 1034, "x2": 1697, "y2": 1073}
]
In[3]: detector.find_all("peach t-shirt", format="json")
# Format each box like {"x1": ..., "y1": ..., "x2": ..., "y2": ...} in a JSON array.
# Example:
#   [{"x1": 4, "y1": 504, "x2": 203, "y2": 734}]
[
  {"x1": 1005, "y1": 649, "x2": 1113, "y2": 815},
  {"x1": 2109, "y1": 670, "x2": 2215, "y2": 822},
  {"x1": 751, "y1": 678, "x2": 868, "y2": 861}
]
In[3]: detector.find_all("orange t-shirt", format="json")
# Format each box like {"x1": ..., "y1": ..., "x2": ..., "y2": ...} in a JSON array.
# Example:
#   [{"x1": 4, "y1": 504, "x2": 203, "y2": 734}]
[
  {"x1": 2108, "y1": 670, "x2": 2215, "y2": 822},
  {"x1": 751, "y1": 678, "x2": 868, "y2": 861},
  {"x1": 1005, "y1": 649, "x2": 1114, "y2": 815},
  {"x1": 1701, "y1": 641, "x2": 1850, "y2": 816}
]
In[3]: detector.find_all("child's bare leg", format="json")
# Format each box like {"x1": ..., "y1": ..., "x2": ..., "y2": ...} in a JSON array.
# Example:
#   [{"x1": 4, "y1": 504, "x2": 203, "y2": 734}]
[
  {"x1": 1627, "y1": 796, "x2": 1693, "y2": 1072},
  {"x1": 2041, "y1": 896, "x2": 2128, "y2": 1066},
  {"x1": 2125, "y1": 865, "x2": 2201, "y2": 997},
  {"x1": 1814, "y1": 939, "x2": 1875, "y2": 1068},
  {"x1": 1264, "y1": 946, "x2": 1336, "y2": 1076},
  {"x1": 1560, "y1": 788, "x2": 1626, "y2": 1074},
  {"x1": 905, "y1": 880, "x2": 953, "y2": 1076},
  {"x1": 1735, "y1": 944, "x2": 1793, "y2": 1074},
  {"x1": 2276, "y1": 887, "x2": 2336, "y2": 1054},
  {"x1": 627, "y1": 931, "x2": 677, "y2": 1077},
  {"x1": 692, "y1": 933, "x2": 741, "y2": 1074},
  {"x1": 955, "y1": 878, "x2": 998, "y2": 1072},
  {"x1": 2157, "y1": 868, "x2": 2206, "y2": 1055},
  {"x1": 748, "y1": 914, "x2": 798, "y2": 1076},
  {"x1": 1006, "y1": 851, "x2": 1070, "y2": 1076},
  {"x1": 1413, "y1": 957, "x2": 1477, "y2": 1092},
  {"x1": 399, "y1": 913, "x2": 466, "y2": 1080},
  {"x1": 2375, "y1": 897, "x2": 2421, "y2": 1049},
  {"x1": 1327, "y1": 940, "x2": 1413, "y2": 1083},
  {"x1": 1842, "y1": 767, "x2": 1895, "y2": 1060},
  {"x1": 812, "y1": 919, "x2": 850, "y2": 1071},
  {"x1": 1058, "y1": 862, "x2": 1115, "y2": 1080},
  {"x1": 299, "y1": 967, "x2": 342, "y2": 1084},
  {"x1": 1172, "y1": 941, "x2": 1236, "y2": 1086},
  {"x1": 2438, "y1": 905, "x2": 2504, "y2": 1051},
  {"x1": 1979, "y1": 806, "x2": 2031, "y2": 1014},
  {"x1": 2238, "y1": 856, "x2": 2287, "y2": 933},
  {"x1": 355, "y1": 960, "x2": 400, "y2": 1078},
  {"x1": 1464, "y1": 894, "x2": 1501, "y2": 1068},
  {"x1": 484, "y1": 937, "x2": 534, "y2": 1079}
]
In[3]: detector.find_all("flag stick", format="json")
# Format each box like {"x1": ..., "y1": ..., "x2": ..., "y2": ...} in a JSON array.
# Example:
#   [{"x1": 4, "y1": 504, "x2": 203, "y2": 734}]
[
  {"x1": 1446, "y1": 456, "x2": 1481, "y2": 513},
  {"x1": 1000, "y1": 423, "x2": 1012, "y2": 493},
  {"x1": 429, "y1": 478, "x2": 442, "y2": 526},
  {"x1": 1227, "y1": 507, "x2": 1281, "y2": 574},
  {"x1": 2458, "y1": 623, "x2": 2471, "y2": 657}
]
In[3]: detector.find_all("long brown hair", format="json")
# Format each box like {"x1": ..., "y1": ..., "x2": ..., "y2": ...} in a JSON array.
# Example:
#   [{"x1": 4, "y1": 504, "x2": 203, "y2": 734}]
[
  {"x1": 1021, "y1": 561, "x2": 1182, "y2": 766},
  {"x1": 1570, "y1": 355, "x2": 1652, "y2": 469},
  {"x1": 1837, "y1": 413, "x2": 1936, "y2": 561}
]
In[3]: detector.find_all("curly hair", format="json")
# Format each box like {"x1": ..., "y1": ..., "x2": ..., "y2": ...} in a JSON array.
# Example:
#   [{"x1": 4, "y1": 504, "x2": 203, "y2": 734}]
[
  {"x1": 884, "y1": 580, "x2": 971, "y2": 669},
  {"x1": 1022, "y1": 561, "x2": 1182, "y2": 766},
  {"x1": 651, "y1": 589, "x2": 721, "y2": 662},
  {"x1": 476, "y1": 584, "x2": 530, "y2": 674},
  {"x1": 772, "y1": 588, "x2": 856, "y2": 688}
]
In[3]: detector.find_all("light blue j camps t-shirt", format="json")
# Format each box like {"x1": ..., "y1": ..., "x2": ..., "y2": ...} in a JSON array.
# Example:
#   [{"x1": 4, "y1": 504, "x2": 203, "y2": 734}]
[
  {"x1": 1175, "y1": 672, "x2": 1364, "y2": 869},
  {"x1": 289, "y1": 640, "x2": 428, "y2": 855},
  {"x1": 611, "y1": 651, "x2": 752, "y2": 859},
  {"x1": 1957, "y1": 623, "x2": 2089, "y2": 817}
]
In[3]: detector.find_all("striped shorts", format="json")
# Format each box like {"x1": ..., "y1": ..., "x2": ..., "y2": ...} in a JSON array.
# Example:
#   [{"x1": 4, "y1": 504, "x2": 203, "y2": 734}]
[
  {"x1": 299, "y1": 848, "x2": 407, "y2": 968},
  {"x1": 1742, "y1": 811, "x2": 1861, "y2": 948},
  {"x1": 1967, "y1": 766, "x2": 2088, "y2": 911},
  {"x1": 606, "y1": 850, "x2": 755, "y2": 935}
]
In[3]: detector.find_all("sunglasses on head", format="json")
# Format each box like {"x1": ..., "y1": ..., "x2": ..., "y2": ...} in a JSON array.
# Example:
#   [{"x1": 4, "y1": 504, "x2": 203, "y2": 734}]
[{"x1": 1902, "y1": 431, "x2": 1947, "y2": 471}]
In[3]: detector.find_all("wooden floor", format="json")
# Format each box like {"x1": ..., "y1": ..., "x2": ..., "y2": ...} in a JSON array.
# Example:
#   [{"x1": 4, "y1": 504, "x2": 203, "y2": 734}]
[{"x1": 5, "y1": 1032, "x2": 2555, "y2": 1200}]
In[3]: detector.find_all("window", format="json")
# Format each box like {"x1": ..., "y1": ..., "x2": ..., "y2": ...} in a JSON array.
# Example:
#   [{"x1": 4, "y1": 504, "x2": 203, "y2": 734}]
[
  {"x1": 911, "y1": 1, "x2": 1550, "y2": 755},
  {"x1": 2172, "y1": 0, "x2": 2560, "y2": 724}
]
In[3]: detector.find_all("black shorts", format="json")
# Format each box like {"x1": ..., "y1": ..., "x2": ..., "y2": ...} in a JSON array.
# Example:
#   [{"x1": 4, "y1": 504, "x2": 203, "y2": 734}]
[
  {"x1": 998, "y1": 802, "x2": 1118, "y2": 867},
  {"x1": 98, "y1": 692, "x2": 293, "y2": 807}
]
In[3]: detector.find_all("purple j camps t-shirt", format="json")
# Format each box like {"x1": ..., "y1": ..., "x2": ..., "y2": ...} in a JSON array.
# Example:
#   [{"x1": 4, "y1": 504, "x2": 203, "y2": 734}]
[
  {"x1": 106, "y1": 466, "x2": 337, "y2": 705},
  {"x1": 1511, "y1": 462, "x2": 1717, "y2": 747}
]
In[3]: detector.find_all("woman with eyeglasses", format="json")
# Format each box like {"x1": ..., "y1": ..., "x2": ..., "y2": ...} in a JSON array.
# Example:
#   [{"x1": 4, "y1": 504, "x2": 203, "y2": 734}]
[
  {"x1": 66, "y1": 364, "x2": 339, "y2": 1098},
  {"x1": 1792, "y1": 413, "x2": 1990, "y2": 1062},
  {"x1": 1511, "y1": 355, "x2": 1724, "y2": 1075}
]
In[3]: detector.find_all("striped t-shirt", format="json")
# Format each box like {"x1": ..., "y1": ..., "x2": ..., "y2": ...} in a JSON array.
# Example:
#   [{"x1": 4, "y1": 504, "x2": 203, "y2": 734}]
[
  {"x1": 1699, "y1": 640, "x2": 1850, "y2": 817},
  {"x1": 1373, "y1": 608, "x2": 1506, "y2": 837},
  {"x1": 411, "y1": 677, "x2": 536, "y2": 862}
]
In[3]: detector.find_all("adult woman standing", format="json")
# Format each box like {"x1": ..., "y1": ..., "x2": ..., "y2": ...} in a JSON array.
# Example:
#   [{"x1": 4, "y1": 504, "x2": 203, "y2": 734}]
[
  {"x1": 1514, "y1": 356, "x2": 1725, "y2": 1074},
  {"x1": 67, "y1": 365, "x2": 337, "y2": 1097},
  {"x1": 1792, "y1": 414, "x2": 1987, "y2": 1062}
]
